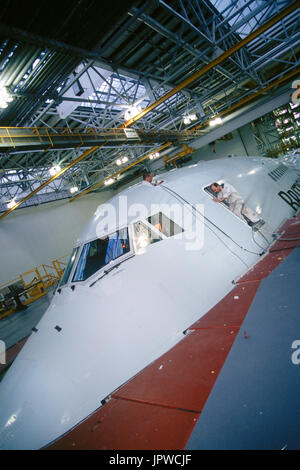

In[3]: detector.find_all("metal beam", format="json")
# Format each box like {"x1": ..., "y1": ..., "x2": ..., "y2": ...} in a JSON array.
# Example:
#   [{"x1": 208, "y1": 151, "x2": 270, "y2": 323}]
[
  {"x1": 70, "y1": 143, "x2": 172, "y2": 202},
  {"x1": 0, "y1": 1, "x2": 298, "y2": 219},
  {"x1": 0, "y1": 3, "x2": 149, "y2": 64},
  {"x1": 0, "y1": 127, "x2": 204, "y2": 152},
  {"x1": 70, "y1": 65, "x2": 300, "y2": 202},
  {"x1": 0, "y1": 146, "x2": 98, "y2": 219},
  {"x1": 129, "y1": 7, "x2": 239, "y2": 83},
  {"x1": 192, "y1": 89, "x2": 292, "y2": 150},
  {"x1": 123, "y1": 1, "x2": 300, "y2": 127},
  {"x1": 192, "y1": 66, "x2": 300, "y2": 131}
]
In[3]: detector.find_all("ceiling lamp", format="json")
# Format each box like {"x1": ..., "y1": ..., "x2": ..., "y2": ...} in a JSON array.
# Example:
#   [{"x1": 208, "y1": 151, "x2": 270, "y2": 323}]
[
  {"x1": 183, "y1": 113, "x2": 197, "y2": 125},
  {"x1": 209, "y1": 116, "x2": 222, "y2": 126},
  {"x1": 70, "y1": 186, "x2": 78, "y2": 194},
  {"x1": 149, "y1": 152, "x2": 160, "y2": 160},
  {"x1": 116, "y1": 156, "x2": 128, "y2": 165},
  {"x1": 0, "y1": 85, "x2": 13, "y2": 109},
  {"x1": 7, "y1": 199, "x2": 17, "y2": 209},
  {"x1": 104, "y1": 178, "x2": 115, "y2": 186},
  {"x1": 49, "y1": 165, "x2": 61, "y2": 176}
]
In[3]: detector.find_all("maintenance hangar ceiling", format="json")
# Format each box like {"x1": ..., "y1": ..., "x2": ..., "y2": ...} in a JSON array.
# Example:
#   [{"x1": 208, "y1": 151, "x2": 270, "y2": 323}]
[{"x1": 0, "y1": 0, "x2": 299, "y2": 216}]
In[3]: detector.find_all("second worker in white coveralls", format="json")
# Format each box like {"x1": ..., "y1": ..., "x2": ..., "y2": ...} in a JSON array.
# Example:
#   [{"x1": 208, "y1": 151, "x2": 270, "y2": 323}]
[{"x1": 210, "y1": 182, "x2": 264, "y2": 228}]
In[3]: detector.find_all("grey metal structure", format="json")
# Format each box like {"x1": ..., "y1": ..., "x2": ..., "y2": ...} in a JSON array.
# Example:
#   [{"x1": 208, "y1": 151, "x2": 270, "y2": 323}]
[{"x1": 0, "y1": 0, "x2": 299, "y2": 211}]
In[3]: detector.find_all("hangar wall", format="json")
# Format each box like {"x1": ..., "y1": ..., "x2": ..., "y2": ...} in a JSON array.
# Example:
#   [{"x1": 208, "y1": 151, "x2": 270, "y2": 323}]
[
  {"x1": 0, "y1": 190, "x2": 114, "y2": 284},
  {"x1": 149, "y1": 123, "x2": 259, "y2": 174},
  {"x1": 188, "y1": 125, "x2": 259, "y2": 162}
]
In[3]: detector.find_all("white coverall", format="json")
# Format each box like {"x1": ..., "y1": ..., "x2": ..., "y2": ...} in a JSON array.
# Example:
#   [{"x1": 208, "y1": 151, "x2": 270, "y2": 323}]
[{"x1": 218, "y1": 183, "x2": 260, "y2": 223}]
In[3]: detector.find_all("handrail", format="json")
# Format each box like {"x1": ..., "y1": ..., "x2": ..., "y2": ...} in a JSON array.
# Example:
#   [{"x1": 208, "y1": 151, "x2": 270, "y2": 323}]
[
  {"x1": 0, "y1": 253, "x2": 70, "y2": 319},
  {"x1": 0, "y1": 126, "x2": 203, "y2": 150},
  {"x1": 0, "y1": 254, "x2": 70, "y2": 292}
]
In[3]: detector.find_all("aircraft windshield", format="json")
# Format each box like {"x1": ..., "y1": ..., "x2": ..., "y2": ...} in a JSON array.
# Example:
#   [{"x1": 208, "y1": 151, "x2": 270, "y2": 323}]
[
  {"x1": 59, "y1": 247, "x2": 79, "y2": 287},
  {"x1": 72, "y1": 228, "x2": 130, "y2": 282}
]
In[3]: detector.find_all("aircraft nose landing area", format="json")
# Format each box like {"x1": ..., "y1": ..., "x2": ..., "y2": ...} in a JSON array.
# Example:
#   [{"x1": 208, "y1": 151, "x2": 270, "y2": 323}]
[{"x1": 46, "y1": 212, "x2": 300, "y2": 450}]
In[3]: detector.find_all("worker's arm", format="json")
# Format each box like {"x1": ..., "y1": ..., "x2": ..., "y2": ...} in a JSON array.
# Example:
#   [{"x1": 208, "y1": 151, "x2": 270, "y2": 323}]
[{"x1": 213, "y1": 196, "x2": 226, "y2": 202}]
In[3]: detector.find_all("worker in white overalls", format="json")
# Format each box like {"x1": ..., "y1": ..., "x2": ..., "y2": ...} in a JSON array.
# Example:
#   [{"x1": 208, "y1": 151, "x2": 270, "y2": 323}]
[
  {"x1": 210, "y1": 182, "x2": 263, "y2": 227},
  {"x1": 142, "y1": 171, "x2": 164, "y2": 186}
]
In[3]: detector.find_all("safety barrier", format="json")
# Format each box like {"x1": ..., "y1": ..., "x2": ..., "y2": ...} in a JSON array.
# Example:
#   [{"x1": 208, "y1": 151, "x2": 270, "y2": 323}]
[
  {"x1": 0, "y1": 254, "x2": 70, "y2": 320},
  {"x1": 0, "y1": 126, "x2": 203, "y2": 151}
]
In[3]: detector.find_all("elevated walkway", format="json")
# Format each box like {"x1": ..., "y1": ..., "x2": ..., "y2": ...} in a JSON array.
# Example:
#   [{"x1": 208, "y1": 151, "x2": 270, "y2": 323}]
[{"x1": 0, "y1": 127, "x2": 204, "y2": 152}]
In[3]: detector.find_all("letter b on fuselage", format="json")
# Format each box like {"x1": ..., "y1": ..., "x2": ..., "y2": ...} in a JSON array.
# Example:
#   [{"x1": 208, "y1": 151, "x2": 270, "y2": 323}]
[{"x1": 278, "y1": 188, "x2": 300, "y2": 211}]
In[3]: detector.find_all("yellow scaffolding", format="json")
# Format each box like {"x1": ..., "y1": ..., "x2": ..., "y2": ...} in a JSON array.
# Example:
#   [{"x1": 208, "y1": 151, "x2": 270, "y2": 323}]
[
  {"x1": 164, "y1": 145, "x2": 195, "y2": 168},
  {"x1": 0, "y1": 254, "x2": 69, "y2": 320}
]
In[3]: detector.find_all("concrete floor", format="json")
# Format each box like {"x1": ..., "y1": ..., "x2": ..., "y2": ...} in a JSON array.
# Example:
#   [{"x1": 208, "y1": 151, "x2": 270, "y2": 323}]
[{"x1": 0, "y1": 288, "x2": 55, "y2": 349}]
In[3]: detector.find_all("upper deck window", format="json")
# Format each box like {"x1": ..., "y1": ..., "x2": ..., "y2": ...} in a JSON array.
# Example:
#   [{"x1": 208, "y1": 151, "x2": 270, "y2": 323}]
[
  {"x1": 204, "y1": 184, "x2": 229, "y2": 207},
  {"x1": 147, "y1": 212, "x2": 184, "y2": 237},
  {"x1": 72, "y1": 228, "x2": 130, "y2": 282}
]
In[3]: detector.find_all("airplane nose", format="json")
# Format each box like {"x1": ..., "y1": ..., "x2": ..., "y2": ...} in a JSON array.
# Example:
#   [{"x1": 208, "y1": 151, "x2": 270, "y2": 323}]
[{"x1": 0, "y1": 357, "x2": 77, "y2": 449}]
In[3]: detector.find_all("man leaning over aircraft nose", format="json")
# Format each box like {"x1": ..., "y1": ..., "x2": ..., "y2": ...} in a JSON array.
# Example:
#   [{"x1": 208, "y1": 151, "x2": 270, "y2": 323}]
[
  {"x1": 142, "y1": 171, "x2": 164, "y2": 186},
  {"x1": 210, "y1": 182, "x2": 264, "y2": 229}
]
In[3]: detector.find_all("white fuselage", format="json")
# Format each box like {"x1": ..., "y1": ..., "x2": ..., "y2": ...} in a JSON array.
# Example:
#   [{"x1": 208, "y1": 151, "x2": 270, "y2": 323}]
[{"x1": 0, "y1": 157, "x2": 298, "y2": 449}]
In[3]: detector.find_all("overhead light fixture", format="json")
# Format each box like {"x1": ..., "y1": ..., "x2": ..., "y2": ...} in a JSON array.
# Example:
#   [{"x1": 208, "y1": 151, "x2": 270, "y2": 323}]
[
  {"x1": 104, "y1": 178, "x2": 115, "y2": 186},
  {"x1": 7, "y1": 199, "x2": 17, "y2": 209},
  {"x1": 49, "y1": 165, "x2": 61, "y2": 176},
  {"x1": 0, "y1": 84, "x2": 13, "y2": 109},
  {"x1": 209, "y1": 116, "x2": 222, "y2": 126},
  {"x1": 124, "y1": 105, "x2": 141, "y2": 121},
  {"x1": 183, "y1": 113, "x2": 197, "y2": 125},
  {"x1": 149, "y1": 152, "x2": 160, "y2": 160},
  {"x1": 70, "y1": 186, "x2": 78, "y2": 194},
  {"x1": 116, "y1": 156, "x2": 128, "y2": 165}
]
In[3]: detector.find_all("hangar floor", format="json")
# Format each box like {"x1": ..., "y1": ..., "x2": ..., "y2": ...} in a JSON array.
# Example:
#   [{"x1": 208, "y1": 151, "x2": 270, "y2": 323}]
[{"x1": 0, "y1": 289, "x2": 54, "y2": 378}]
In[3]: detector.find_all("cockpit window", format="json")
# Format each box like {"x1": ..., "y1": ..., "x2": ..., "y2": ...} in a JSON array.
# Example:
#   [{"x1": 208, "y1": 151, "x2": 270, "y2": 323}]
[
  {"x1": 72, "y1": 228, "x2": 130, "y2": 282},
  {"x1": 204, "y1": 182, "x2": 264, "y2": 228},
  {"x1": 133, "y1": 221, "x2": 162, "y2": 254},
  {"x1": 147, "y1": 212, "x2": 183, "y2": 237},
  {"x1": 204, "y1": 184, "x2": 229, "y2": 207},
  {"x1": 204, "y1": 184, "x2": 218, "y2": 197},
  {"x1": 59, "y1": 247, "x2": 79, "y2": 287}
]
